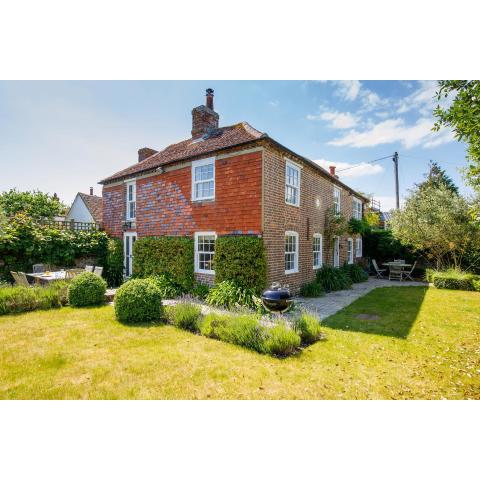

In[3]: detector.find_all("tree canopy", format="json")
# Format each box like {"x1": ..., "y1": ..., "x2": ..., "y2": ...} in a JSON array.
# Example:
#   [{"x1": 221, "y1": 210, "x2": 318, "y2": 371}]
[
  {"x1": 433, "y1": 80, "x2": 480, "y2": 191},
  {"x1": 416, "y1": 160, "x2": 458, "y2": 195}
]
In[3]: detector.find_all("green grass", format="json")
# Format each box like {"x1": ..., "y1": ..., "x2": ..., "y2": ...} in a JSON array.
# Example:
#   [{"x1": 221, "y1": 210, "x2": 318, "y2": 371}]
[{"x1": 1, "y1": 287, "x2": 479, "y2": 399}]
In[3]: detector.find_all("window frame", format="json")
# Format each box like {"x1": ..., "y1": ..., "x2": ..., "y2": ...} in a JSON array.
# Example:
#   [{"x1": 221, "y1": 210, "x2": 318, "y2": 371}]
[
  {"x1": 313, "y1": 233, "x2": 323, "y2": 270},
  {"x1": 192, "y1": 157, "x2": 215, "y2": 202},
  {"x1": 347, "y1": 238, "x2": 354, "y2": 264},
  {"x1": 285, "y1": 159, "x2": 301, "y2": 207},
  {"x1": 125, "y1": 180, "x2": 136, "y2": 221},
  {"x1": 355, "y1": 237, "x2": 362, "y2": 258},
  {"x1": 352, "y1": 197, "x2": 362, "y2": 220},
  {"x1": 194, "y1": 231, "x2": 217, "y2": 274},
  {"x1": 333, "y1": 187, "x2": 341, "y2": 215},
  {"x1": 285, "y1": 231, "x2": 299, "y2": 274}
]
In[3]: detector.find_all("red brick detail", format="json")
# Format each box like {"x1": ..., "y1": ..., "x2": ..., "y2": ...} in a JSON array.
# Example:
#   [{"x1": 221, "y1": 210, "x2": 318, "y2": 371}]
[{"x1": 102, "y1": 183, "x2": 125, "y2": 238}]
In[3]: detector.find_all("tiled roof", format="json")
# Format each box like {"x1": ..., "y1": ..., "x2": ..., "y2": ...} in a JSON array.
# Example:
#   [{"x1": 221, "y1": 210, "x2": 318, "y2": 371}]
[
  {"x1": 78, "y1": 193, "x2": 103, "y2": 223},
  {"x1": 100, "y1": 122, "x2": 265, "y2": 184}
]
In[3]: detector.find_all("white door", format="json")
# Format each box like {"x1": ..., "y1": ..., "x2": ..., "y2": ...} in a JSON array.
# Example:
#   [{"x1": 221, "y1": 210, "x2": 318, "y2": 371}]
[
  {"x1": 124, "y1": 232, "x2": 137, "y2": 278},
  {"x1": 333, "y1": 236, "x2": 340, "y2": 267}
]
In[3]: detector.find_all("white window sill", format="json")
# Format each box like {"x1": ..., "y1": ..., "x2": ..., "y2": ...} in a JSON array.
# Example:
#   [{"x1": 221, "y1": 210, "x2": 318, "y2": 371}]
[
  {"x1": 192, "y1": 197, "x2": 215, "y2": 203},
  {"x1": 195, "y1": 269, "x2": 215, "y2": 275},
  {"x1": 285, "y1": 269, "x2": 298, "y2": 275},
  {"x1": 313, "y1": 265, "x2": 322, "y2": 270},
  {"x1": 285, "y1": 201, "x2": 300, "y2": 208}
]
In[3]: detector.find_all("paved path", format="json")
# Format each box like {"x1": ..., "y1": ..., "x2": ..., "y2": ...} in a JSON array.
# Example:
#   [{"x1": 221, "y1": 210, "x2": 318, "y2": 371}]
[{"x1": 294, "y1": 278, "x2": 429, "y2": 320}]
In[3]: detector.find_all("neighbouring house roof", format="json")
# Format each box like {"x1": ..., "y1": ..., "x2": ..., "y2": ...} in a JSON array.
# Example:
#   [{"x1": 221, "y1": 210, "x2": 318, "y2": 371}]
[
  {"x1": 99, "y1": 121, "x2": 368, "y2": 201},
  {"x1": 77, "y1": 193, "x2": 103, "y2": 223},
  {"x1": 380, "y1": 211, "x2": 392, "y2": 224}
]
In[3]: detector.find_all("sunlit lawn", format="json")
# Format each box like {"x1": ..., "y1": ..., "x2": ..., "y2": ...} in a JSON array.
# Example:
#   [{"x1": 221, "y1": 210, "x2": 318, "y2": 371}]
[{"x1": 1, "y1": 287, "x2": 479, "y2": 399}]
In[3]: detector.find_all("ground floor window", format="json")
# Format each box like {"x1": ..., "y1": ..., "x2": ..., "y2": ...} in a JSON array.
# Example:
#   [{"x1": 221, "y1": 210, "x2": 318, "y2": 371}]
[
  {"x1": 347, "y1": 238, "x2": 354, "y2": 264},
  {"x1": 333, "y1": 236, "x2": 340, "y2": 267},
  {"x1": 195, "y1": 232, "x2": 216, "y2": 274},
  {"x1": 285, "y1": 231, "x2": 299, "y2": 274},
  {"x1": 355, "y1": 237, "x2": 362, "y2": 257},
  {"x1": 313, "y1": 233, "x2": 322, "y2": 269}
]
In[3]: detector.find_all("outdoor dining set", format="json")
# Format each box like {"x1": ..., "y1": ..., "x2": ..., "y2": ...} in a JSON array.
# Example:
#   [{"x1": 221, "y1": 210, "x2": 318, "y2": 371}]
[
  {"x1": 372, "y1": 259, "x2": 417, "y2": 282},
  {"x1": 10, "y1": 264, "x2": 103, "y2": 287}
]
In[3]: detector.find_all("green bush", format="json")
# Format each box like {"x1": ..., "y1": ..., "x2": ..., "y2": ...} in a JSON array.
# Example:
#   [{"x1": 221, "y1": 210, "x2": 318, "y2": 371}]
[
  {"x1": 114, "y1": 278, "x2": 163, "y2": 324},
  {"x1": 299, "y1": 281, "x2": 324, "y2": 297},
  {"x1": 166, "y1": 302, "x2": 202, "y2": 332},
  {"x1": 221, "y1": 315, "x2": 267, "y2": 353},
  {"x1": 341, "y1": 263, "x2": 369, "y2": 283},
  {"x1": 198, "y1": 312, "x2": 231, "y2": 340},
  {"x1": 0, "y1": 282, "x2": 69, "y2": 316},
  {"x1": 149, "y1": 273, "x2": 184, "y2": 299},
  {"x1": 473, "y1": 279, "x2": 480, "y2": 292},
  {"x1": 68, "y1": 272, "x2": 107, "y2": 307},
  {"x1": 425, "y1": 268, "x2": 437, "y2": 283},
  {"x1": 191, "y1": 282, "x2": 210, "y2": 300},
  {"x1": 316, "y1": 265, "x2": 352, "y2": 292},
  {"x1": 102, "y1": 238, "x2": 124, "y2": 287},
  {"x1": 292, "y1": 313, "x2": 322, "y2": 345},
  {"x1": 348, "y1": 218, "x2": 370, "y2": 235},
  {"x1": 432, "y1": 270, "x2": 478, "y2": 291},
  {"x1": 206, "y1": 280, "x2": 260, "y2": 310},
  {"x1": 133, "y1": 237, "x2": 194, "y2": 290},
  {"x1": 214, "y1": 236, "x2": 267, "y2": 294},
  {"x1": 264, "y1": 324, "x2": 301, "y2": 356}
]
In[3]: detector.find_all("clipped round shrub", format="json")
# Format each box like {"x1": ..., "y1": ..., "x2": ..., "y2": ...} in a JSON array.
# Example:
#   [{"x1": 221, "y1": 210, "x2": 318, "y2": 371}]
[
  {"x1": 68, "y1": 272, "x2": 107, "y2": 307},
  {"x1": 198, "y1": 313, "x2": 230, "y2": 339},
  {"x1": 114, "y1": 279, "x2": 163, "y2": 324},
  {"x1": 293, "y1": 313, "x2": 322, "y2": 345},
  {"x1": 264, "y1": 324, "x2": 301, "y2": 356},
  {"x1": 167, "y1": 302, "x2": 202, "y2": 332}
]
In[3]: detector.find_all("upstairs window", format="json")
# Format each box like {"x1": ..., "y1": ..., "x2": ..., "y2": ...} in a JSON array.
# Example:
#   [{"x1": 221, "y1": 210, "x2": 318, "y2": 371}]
[
  {"x1": 192, "y1": 157, "x2": 215, "y2": 201},
  {"x1": 313, "y1": 233, "x2": 323, "y2": 269},
  {"x1": 285, "y1": 231, "x2": 299, "y2": 274},
  {"x1": 285, "y1": 160, "x2": 301, "y2": 206},
  {"x1": 126, "y1": 181, "x2": 136, "y2": 221},
  {"x1": 355, "y1": 237, "x2": 362, "y2": 258},
  {"x1": 195, "y1": 232, "x2": 216, "y2": 274},
  {"x1": 347, "y1": 238, "x2": 354, "y2": 264},
  {"x1": 333, "y1": 187, "x2": 341, "y2": 215},
  {"x1": 353, "y1": 198, "x2": 362, "y2": 220}
]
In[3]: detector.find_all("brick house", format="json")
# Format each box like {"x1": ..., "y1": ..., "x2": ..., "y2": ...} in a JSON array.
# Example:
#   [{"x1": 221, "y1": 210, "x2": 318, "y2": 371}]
[{"x1": 99, "y1": 89, "x2": 368, "y2": 292}]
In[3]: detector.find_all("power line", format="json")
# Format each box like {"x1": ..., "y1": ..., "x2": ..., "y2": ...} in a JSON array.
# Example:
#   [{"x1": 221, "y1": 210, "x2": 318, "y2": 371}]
[{"x1": 336, "y1": 154, "x2": 393, "y2": 172}]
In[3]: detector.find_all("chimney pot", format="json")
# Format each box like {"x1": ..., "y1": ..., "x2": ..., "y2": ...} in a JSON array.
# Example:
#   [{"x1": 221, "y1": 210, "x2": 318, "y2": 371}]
[
  {"x1": 191, "y1": 89, "x2": 219, "y2": 138},
  {"x1": 89, "y1": 187, "x2": 93, "y2": 196},
  {"x1": 206, "y1": 88, "x2": 214, "y2": 110},
  {"x1": 329, "y1": 165, "x2": 336, "y2": 176}
]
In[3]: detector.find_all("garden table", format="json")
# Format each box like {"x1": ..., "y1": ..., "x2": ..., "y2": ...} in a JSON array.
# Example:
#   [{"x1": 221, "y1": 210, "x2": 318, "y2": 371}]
[
  {"x1": 26, "y1": 271, "x2": 67, "y2": 285},
  {"x1": 382, "y1": 262, "x2": 412, "y2": 282}
]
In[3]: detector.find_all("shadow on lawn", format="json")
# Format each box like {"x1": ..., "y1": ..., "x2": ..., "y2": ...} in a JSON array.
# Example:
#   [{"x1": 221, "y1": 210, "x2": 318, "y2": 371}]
[{"x1": 322, "y1": 286, "x2": 429, "y2": 339}]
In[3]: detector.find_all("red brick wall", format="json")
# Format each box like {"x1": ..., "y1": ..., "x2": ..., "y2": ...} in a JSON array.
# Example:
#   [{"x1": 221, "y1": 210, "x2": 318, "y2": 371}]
[{"x1": 102, "y1": 183, "x2": 125, "y2": 238}]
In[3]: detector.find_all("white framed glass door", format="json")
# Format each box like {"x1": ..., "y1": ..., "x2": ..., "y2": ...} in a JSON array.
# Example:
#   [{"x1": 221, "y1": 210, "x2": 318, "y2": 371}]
[
  {"x1": 124, "y1": 232, "x2": 137, "y2": 278},
  {"x1": 333, "y1": 236, "x2": 340, "y2": 267}
]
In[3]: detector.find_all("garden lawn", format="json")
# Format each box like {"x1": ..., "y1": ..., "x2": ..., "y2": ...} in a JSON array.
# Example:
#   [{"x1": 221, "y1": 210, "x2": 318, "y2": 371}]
[{"x1": 1, "y1": 287, "x2": 479, "y2": 399}]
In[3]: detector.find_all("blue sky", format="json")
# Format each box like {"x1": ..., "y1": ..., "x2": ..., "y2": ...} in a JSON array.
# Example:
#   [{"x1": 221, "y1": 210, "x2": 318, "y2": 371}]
[{"x1": 0, "y1": 80, "x2": 468, "y2": 210}]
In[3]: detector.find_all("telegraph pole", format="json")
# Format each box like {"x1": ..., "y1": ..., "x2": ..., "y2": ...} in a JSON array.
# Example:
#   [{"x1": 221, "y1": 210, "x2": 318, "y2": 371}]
[{"x1": 393, "y1": 152, "x2": 400, "y2": 209}]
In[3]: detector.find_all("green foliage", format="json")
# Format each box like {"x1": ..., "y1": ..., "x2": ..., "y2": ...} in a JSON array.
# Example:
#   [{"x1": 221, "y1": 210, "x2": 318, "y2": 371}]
[
  {"x1": 133, "y1": 237, "x2": 194, "y2": 290},
  {"x1": 0, "y1": 213, "x2": 109, "y2": 282},
  {"x1": 424, "y1": 268, "x2": 437, "y2": 283},
  {"x1": 473, "y1": 279, "x2": 480, "y2": 292},
  {"x1": 149, "y1": 273, "x2": 185, "y2": 299},
  {"x1": 68, "y1": 272, "x2": 107, "y2": 307},
  {"x1": 417, "y1": 161, "x2": 459, "y2": 195},
  {"x1": 364, "y1": 210, "x2": 381, "y2": 228},
  {"x1": 0, "y1": 189, "x2": 66, "y2": 220},
  {"x1": 264, "y1": 324, "x2": 301, "y2": 356},
  {"x1": 341, "y1": 263, "x2": 369, "y2": 283},
  {"x1": 191, "y1": 282, "x2": 210, "y2": 300},
  {"x1": 363, "y1": 229, "x2": 414, "y2": 265},
  {"x1": 198, "y1": 313, "x2": 230, "y2": 340},
  {"x1": 433, "y1": 80, "x2": 480, "y2": 192},
  {"x1": 205, "y1": 280, "x2": 261, "y2": 310},
  {"x1": 299, "y1": 281, "x2": 324, "y2": 297},
  {"x1": 431, "y1": 270, "x2": 479, "y2": 291},
  {"x1": 221, "y1": 315, "x2": 267, "y2": 353},
  {"x1": 102, "y1": 238, "x2": 124, "y2": 287},
  {"x1": 316, "y1": 265, "x2": 352, "y2": 292},
  {"x1": 324, "y1": 207, "x2": 348, "y2": 263},
  {"x1": 292, "y1": 313, "x2": 322, "y2": 345},
  {"x1": 166, "y1": 303, "x2": 202, "y2": 332},
  {"x1": 114, "y1": 278, "x2": 163, "y2": 324},
  {"x1": 214, "y1": 236, "x2": 267, "y2": 294},
  {"x1": 348, "y1": 218, "x2": 370, "y2": 235},
  {"x1": 0, "y1": 281, "x2": 69, "y2": 316}
]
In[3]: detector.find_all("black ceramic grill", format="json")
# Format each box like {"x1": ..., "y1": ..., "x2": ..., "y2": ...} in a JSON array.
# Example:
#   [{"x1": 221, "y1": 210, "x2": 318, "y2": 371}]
[{"x1": 261, "y1": 283, "x2": 292, "y2": 313}]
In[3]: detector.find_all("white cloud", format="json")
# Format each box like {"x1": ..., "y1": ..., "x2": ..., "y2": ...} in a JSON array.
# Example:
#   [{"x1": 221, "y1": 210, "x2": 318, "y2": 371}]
[
  {"x1": 395, "y1": 80, "x2": 444, "y2": 116},
  {"x1": 328, "y1": 117, "x2": 454, "y2": 150},
  {"x1": 269, "y1": 99, "x2": 279, "y2": 107},
  {"x1": 334, "y1": 80, "x2": 361, "y2": 101},
  {"x1": 307, "y1": 110, "x2": 358, "y2": 129},
  {"x1": 313, "y1": 158, "x2": 385, "y2": 178}
]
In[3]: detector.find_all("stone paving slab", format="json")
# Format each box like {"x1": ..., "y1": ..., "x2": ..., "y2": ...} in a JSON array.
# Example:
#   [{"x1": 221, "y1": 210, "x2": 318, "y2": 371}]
[{"x1": 294, "y1": 278, "x2": 429, "y2": 321}]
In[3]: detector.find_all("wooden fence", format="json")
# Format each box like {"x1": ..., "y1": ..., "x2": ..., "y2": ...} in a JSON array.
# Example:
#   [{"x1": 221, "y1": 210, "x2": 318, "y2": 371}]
[{"x1": 41, "y1": 220, "x2": 103, "y2": 231}]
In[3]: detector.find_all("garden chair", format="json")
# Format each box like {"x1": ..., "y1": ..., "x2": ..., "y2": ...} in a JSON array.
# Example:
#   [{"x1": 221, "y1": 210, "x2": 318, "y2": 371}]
[
  {"x1": 84, "y1": 265, "x2": 94, "y2": 272},
  {"x1": 389, "y1": 264, "x2": 403, "y2": 281},
  {"x1": 12, "y1": 272, "x2": 31, "y2": 287},
  {"x1": 372, "y1": 259, "x2": 386, "y2": 279},
  {"x1": 403, "y1": 261, "x2": 417, "y2": 281},
  {"x1": 32, "y1": 264, "x2": 45, "y2": 273},
  {"x1": 93, "y1": 266, "x2": 103, "y2": 277}
]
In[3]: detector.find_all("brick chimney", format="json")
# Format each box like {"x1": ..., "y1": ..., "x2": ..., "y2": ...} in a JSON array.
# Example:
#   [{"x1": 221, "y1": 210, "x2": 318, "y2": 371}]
[
  {"x1": 138, "y1": 147, "x2": 158, "y2": 162},
  {"x1": 191, "y1": 88, "x2": 219, "y2": 138},
  {"x1": 90, "y1": 187, "x2": 94, "y2": 195},
  {"x1": 329, "y1": 165, "x2": 336, "y2": 176}
]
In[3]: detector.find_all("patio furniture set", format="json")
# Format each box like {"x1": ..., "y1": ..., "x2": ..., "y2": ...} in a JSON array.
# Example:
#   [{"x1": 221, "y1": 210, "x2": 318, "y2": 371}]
[
  {"x1": 372, "y1": 259, "x2": 417, "y2": 282},
  {"x1": 10, "y1": 264, "x2": 103, "y2": 287}
]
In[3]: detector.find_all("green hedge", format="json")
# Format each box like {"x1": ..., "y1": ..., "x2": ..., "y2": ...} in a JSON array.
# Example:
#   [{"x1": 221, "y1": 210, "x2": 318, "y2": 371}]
[
  {"x1": 102, "y1": 238, "x2": 124, "y2": 287},
  {"x1": 133, "y1": 237, "x2": 194, "y2": 290},
  {"x1": 432, "y1": 270, "x2": 480, "y2": 291},
  {"x1": 214, "y1": 236, "x2": 267, "y2": 294}
]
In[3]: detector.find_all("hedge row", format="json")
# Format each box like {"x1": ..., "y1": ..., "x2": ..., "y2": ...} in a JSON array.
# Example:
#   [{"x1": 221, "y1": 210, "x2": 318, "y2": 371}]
[{"x1": 428, "y1": 269, "x2": 480, "y2": 291}]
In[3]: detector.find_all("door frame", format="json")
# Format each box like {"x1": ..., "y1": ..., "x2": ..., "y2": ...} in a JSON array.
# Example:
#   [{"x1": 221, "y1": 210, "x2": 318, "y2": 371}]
[
  {"x1": 333, "y1": 236, "x2": 340, "y2": 267},
  {"x1": 124, "y1": 232, "x2": 137, "y2": 278}
]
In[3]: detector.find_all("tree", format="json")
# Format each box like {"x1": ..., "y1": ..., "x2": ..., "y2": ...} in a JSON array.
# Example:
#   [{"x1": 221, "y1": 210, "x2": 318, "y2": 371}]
[
  {"x1": 0, "y1": 189, "x2": 67, "y2": 220},
  {"x1": 433, "y1": 80, "x2": 480, "y2": 191},
  {"x1": 390, "y1": 183, "x2": 480, "y2": 270},
  {"x1": 417, "y1": 160, "x2": 458, "y2": 195}
]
